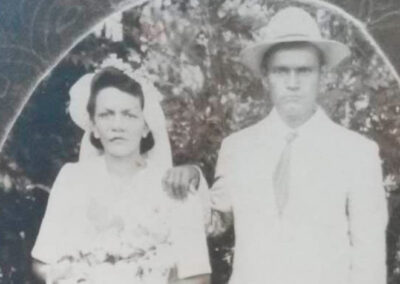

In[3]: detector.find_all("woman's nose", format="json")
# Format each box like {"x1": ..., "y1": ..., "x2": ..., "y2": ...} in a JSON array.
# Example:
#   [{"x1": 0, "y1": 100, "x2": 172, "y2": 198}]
[{"x1": 110, "y1": 114, "x2": 125, "y2": 131}]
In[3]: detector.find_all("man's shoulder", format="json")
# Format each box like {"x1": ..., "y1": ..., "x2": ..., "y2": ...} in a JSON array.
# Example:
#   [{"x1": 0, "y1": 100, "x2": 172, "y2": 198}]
[
  {"x1": 326, "y1": 118, "x2": 379, "y2": 153},
  {"x1": 221, "y1": 118, "x2": 267, "y2": 149}
]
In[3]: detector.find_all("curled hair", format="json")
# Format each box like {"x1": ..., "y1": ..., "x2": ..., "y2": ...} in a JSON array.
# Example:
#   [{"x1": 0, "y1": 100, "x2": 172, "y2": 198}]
[{"x1": 88, "y1": 67, "x2": 154, "y2": 154}]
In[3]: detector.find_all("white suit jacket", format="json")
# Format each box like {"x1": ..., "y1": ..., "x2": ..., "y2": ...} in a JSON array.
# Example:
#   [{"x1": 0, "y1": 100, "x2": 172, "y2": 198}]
[{"x1": 207, "y1": 108, "x2": 387, "y2": 284}]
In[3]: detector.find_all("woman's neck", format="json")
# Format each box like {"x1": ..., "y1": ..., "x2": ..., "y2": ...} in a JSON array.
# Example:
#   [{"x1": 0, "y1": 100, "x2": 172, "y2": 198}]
[{"x1": 104, "y1": 152, "x2": 146, "y2": 178}]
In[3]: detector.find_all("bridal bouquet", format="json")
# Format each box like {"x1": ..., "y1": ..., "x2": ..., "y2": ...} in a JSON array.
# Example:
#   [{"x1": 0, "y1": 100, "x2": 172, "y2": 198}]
[{"x1": 46, "y1": 224, "x2": 174, "y2": 284}]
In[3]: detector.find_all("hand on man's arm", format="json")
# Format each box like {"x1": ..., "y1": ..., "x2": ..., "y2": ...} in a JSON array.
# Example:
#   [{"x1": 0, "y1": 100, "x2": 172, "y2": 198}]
[
  {"x1": 163, "y1": 165, "x2": 201, "y2": 200},
  {"x1": 163, "y1": 164, "x2": 233, "y2": 237}
]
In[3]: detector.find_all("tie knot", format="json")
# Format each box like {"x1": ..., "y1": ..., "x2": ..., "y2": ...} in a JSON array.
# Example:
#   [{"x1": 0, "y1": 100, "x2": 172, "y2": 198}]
[{"x1": 286, "y1": 131, "x2": 298, "y2": 144}]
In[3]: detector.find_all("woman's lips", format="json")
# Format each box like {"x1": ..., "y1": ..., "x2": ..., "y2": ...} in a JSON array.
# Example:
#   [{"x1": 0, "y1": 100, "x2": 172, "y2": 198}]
[{"x1": 110, "y1": 137, "x2": 126, "y2": 142}]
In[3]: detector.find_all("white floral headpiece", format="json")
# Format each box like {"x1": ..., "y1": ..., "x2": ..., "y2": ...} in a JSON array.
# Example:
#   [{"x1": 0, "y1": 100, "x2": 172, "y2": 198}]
[{"x1": 69, "y1": 54, "x2": 161, "y2": 130}]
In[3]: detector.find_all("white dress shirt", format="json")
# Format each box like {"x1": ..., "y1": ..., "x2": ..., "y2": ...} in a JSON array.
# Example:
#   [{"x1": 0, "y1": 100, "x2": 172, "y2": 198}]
[{"x1": 205, "y1": 107, "x2": 387, "y2": 284}]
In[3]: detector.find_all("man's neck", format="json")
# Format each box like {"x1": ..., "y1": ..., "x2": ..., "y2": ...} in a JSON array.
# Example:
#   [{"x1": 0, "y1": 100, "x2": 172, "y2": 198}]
[{"x1": 278, "y1": 107, "x2": 317, "y2": 129}]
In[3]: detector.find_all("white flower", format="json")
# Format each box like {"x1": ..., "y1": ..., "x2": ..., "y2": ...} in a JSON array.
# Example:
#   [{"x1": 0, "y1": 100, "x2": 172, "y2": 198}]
[{"x1": 179, "y1": 61, "x2": 204, "y2": 92}]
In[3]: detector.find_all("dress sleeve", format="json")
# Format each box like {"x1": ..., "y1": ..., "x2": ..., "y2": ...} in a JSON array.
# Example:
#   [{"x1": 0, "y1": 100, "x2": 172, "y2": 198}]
[
  {"x1": 31, "y1": 164, "x2": 83, "y2": 264},
  {"x1": 170, "y1": 194, "x2": 212, "y2": 279},
  {"x1": 348, "y1": 142, "x2": 388, "y2": 284}
]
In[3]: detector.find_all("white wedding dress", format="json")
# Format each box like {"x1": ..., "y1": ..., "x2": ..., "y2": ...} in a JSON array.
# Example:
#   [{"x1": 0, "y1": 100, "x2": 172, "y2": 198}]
[{"x1": 32, "y1": 155, "x2": 210, "y2": 284}]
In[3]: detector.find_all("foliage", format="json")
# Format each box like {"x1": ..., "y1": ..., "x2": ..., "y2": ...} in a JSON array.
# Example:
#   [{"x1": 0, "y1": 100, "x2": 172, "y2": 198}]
[{"x1": 1, "y1": 0, "x2": 400, "y2": 283}]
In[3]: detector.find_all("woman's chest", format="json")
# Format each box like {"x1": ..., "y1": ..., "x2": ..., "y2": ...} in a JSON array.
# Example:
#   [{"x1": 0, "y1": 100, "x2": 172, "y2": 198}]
[{"x1": 79, "y1": 175, "x2": 173, "y2": 238}]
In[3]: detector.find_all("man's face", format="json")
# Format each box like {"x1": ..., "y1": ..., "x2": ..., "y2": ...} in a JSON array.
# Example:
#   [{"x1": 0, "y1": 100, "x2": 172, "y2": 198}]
[{"x1": 263, "y1": 44, "x2": 322, "y2": 125}]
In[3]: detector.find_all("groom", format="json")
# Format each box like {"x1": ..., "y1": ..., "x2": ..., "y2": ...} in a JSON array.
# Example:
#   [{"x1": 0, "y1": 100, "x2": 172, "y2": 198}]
[{"x1": 164, "y1": 7, "x2": 387, "y2": 284}]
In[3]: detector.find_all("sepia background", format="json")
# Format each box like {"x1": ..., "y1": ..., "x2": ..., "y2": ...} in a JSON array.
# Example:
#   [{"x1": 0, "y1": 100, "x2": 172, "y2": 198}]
[{"x1": 1, "y1": 0, "x2": 400, "y2": 283}]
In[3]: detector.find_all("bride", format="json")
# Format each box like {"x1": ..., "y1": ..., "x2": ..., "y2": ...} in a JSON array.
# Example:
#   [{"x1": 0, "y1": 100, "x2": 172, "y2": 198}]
[{"x1": 31, "y1": 66, "x2": 211, "y2": 284}]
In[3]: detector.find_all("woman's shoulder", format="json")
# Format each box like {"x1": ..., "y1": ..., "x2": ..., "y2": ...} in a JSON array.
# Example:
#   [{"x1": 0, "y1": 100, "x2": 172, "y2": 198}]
[{"x1": 54, "y1": 156, "x2": 106, "y2": 185}]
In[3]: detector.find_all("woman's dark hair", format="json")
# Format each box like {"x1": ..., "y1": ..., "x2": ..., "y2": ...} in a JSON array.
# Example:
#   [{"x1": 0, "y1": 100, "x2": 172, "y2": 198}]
[{"x1": 88, "y1": 66, "x2": 154, "y2": 154}]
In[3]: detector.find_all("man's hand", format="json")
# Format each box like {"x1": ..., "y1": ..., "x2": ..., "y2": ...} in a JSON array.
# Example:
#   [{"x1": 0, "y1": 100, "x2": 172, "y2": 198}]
[{"x1": 163, "y1": 165, "x2": 200, "y2": 200}]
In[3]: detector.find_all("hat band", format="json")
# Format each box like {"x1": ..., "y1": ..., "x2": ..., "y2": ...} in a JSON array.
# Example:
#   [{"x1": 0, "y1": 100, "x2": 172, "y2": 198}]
[{"x1": 274, "y1": 33, "x2": 319, "y2": 40}]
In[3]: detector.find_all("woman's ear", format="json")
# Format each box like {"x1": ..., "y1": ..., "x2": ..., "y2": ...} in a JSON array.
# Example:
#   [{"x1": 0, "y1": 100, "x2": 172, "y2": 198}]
[
  {"x1": 91, "y1": 122, "x2": 100, "y2": 139},
  {"x1": 142, "y1": 123, "x2": 150, "y2": 138}
]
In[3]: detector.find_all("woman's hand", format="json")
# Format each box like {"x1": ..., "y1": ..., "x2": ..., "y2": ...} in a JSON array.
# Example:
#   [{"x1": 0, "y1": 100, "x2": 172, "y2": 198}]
[{"x1": 163, "y1": 165, "x2": 201, "y2": 200}]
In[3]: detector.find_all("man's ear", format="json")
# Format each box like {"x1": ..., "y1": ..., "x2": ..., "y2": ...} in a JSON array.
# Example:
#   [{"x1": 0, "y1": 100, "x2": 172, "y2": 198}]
[
  {"x1": 260, "y1": 76, "x2": 269, "y2": 90},
  {"x1": 318, "y1": 66, "x2": 328, "y2": 90},
  {"x1": 320, "y1": 65, "x2": 328, "y2": 76}
]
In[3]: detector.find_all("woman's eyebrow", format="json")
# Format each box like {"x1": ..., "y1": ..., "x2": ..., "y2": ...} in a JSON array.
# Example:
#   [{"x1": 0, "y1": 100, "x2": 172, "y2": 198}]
[
  {"x1": 99, "y1": 108, "x2": 114, "y2": 113},
  {"x1": 121, "y1": 106, "x2": 141, "y2": 112},
  {"x1": 121, "y1": 109, "x2": 139, "y2": 114}
]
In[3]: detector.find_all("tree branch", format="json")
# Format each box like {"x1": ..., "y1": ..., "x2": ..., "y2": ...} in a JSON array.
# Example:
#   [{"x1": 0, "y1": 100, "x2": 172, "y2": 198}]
[{"x1": 368, "y1": 10, "x2": 400, "y2": 27}]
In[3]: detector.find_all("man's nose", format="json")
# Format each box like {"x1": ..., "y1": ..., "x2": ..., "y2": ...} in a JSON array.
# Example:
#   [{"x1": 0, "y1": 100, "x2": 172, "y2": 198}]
[{"x1": 286, "y1": 71, "x2": 300, "y2": 89}]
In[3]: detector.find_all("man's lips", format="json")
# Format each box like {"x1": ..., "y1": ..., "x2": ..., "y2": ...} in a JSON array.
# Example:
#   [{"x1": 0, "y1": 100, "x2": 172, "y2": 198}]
[{"x1": 281, "y1": 95, "x2": 301, "y2": 103}]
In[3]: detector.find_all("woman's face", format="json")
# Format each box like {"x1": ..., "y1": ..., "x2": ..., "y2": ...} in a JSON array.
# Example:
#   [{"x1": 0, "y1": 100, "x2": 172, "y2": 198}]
[{"x1": 92, "y1": 87, "x2": 148, "y2": 159}]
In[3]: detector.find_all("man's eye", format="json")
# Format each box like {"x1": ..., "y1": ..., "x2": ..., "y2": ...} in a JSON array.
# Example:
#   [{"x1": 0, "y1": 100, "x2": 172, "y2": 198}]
[
  {"x1": 298, "y1": 67, "x2": 313, "y2": 74},
  {"x1": 272, "y1": 68, "x2": 287, "y2": 75}
]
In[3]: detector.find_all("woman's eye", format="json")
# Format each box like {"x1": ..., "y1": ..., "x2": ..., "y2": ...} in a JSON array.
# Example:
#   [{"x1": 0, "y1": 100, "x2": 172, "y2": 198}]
[
  {"x1": 124, "y1": 112, "x2": 138, "y2": 118},
  {"x1": 98, "y1": 112, "x2": 111, "y2": 118}
]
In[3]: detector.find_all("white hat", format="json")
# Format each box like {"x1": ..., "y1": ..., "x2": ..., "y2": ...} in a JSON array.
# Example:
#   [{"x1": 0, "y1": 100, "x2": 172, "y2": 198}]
[{"x1": 240, "y1": 7, "x2": 351, "y2": 76}]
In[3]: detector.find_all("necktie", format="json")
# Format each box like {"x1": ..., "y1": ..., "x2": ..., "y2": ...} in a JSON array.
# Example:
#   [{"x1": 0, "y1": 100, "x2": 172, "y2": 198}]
[{"x1": 273, "y1": 131, "x2": 298, "y2": 216}]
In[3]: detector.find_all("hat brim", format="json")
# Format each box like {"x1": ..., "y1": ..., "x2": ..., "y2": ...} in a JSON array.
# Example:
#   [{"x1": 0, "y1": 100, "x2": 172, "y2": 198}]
[{"x1": 240, "y1": 37, "x2": 351, "y2": 77}]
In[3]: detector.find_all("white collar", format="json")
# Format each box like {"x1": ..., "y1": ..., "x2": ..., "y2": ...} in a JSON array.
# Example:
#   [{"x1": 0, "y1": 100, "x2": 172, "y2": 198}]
[{"x1": 265, "y1": 106, "x2": 330, "y2": 139}]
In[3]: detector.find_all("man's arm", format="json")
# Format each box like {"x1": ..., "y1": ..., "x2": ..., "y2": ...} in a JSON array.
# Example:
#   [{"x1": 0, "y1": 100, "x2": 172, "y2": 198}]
[
  {"x1": 163, "y1": 137, "x2": 235, "y2": 237},
  {"x1": 171, "y1": 274, "x2": 210, "y2": 284},
  {"x1": 168, "y1": 264, "x2": 210, "y2": 284},
  {"x1": 198, "y1": 172, "x2": 233, "y2": 237},
  {"x1": 348, "y1": 142, "x2": 388, "y2": 284}
]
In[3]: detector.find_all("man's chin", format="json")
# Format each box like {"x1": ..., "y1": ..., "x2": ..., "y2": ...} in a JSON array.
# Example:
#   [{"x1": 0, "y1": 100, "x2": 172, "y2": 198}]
[{"x1": 279, "y1": 104, "x2": 302, "y2": 116}]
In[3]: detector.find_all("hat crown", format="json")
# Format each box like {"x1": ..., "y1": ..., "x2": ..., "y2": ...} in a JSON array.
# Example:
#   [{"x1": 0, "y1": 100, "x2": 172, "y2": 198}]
[
  {"x1": 240, "y1": 6, "x2": 351, "y2": 75},
  {"x1": 263, "y1": 7, "x2": 322, "y2": 40}
]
